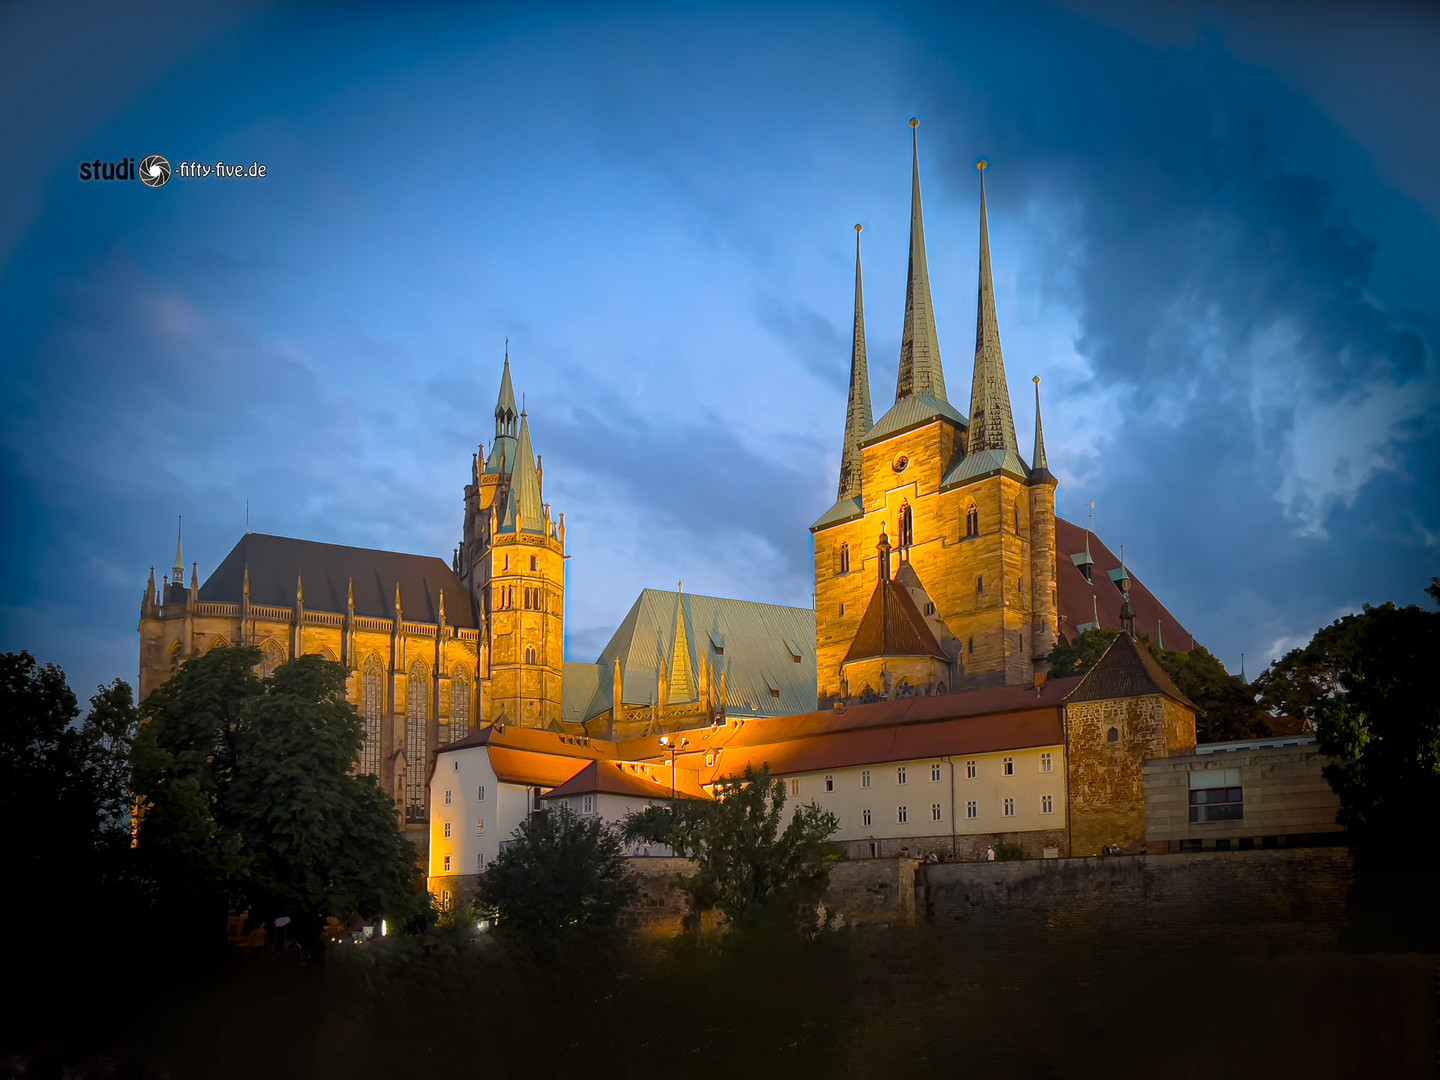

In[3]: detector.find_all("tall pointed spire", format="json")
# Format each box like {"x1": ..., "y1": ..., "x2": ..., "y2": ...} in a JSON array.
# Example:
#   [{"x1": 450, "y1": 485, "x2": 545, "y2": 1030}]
[
  {"x1": 172, "y1": 517, "x2": 184, "y2": 586},
  {"x1": 967, "y1": 161, "x2": 1019, "y2": 454},
  {"x1": 1028, "y1": 375, "x2": 1055, "y2": 484},
  {"x1": 668, "y1": 589, "x2": 696, "y2": 703},
  {"x1": 495, "y1": 344, "x2": 518, "y2": 438},
  {"x1": 502, "y1": 409, "x2": 544, "y2": 532},
  {"x1": 837, "y1": 223, "x2": 873, "y2": 501},
  {"x1": 895, "y1": 118, "x2": 947, "y2": 403}
]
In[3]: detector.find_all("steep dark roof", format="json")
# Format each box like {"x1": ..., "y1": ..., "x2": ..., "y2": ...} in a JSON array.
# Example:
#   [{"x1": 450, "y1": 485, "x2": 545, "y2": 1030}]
[
  {"x1": 843, "y1": 571, "x2": 948, "y2": 665},
  {"x1": 199, "y1": 533, "x2": 476, "y2": 627},
  {"x1": 1065, "y1": 631, "x2": 1194, "y2": 708},
  {"x1": 1055, "y1": 518, "x2": 1195, "y2": 651}
]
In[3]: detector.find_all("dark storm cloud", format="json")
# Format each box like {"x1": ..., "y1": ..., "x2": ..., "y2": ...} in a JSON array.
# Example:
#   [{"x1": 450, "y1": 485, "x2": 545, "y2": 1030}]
[{"x1": 755, "y1": 294, "x2": 848, "y2": 384}]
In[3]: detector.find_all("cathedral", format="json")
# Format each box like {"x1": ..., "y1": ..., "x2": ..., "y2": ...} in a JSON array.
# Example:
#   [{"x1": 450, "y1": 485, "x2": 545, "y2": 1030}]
[{"x1": 139, "y1": 120, "x2": 1198, "y2": 862}]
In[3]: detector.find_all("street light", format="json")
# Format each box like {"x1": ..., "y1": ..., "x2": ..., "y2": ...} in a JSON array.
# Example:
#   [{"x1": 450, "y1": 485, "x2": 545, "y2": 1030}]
[{"x1": 659, "y1": 735, "x2": 690, "y2": 799}]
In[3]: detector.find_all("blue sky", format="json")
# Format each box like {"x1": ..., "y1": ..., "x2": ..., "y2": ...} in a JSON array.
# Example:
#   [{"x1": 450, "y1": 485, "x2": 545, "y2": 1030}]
[{"x1": 2, "y1": 0, "x2": 1437, "y2": 702}]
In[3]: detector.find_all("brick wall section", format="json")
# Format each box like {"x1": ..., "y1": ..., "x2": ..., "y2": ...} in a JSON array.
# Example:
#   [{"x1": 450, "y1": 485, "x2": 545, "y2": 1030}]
[
  {"x1": 825, "y1": 858, "x2": 920, "y2": 925},
  {"x1": 617, "y1": 857, "x2": 698, "y2": 937},
  {"x1": 923, "y1": 848, "x2": 1352, "y2": 945}
]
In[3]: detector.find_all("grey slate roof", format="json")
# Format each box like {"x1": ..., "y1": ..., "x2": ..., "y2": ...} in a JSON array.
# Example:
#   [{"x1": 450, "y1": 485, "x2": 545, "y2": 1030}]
[
  {"x1": 199, "y1": 533, "x2": 476, "y2": 627},
  {"x1": 863, "y1": 393, "x2": 968, "y2": 447},
  {"x1": 811, "y1": 496, "x2": 864, "y2": 532},
  {"x1": 568, "y1": 588, "x2": 817, "y2": 721},
  {"x1": 895, "y1": 120, "x2": 948, "y2": 403},
  {"x1": 836, "y1": 225, "x2": 873, "y2": 503},
  {"x1": 965, "y1": 167, "x2": 1020, "y2": 458},
  {"x1": 500, "y1": 411, "x2": 545, "y2": 533},
  {"x1": 1065, "y1": 631, "x2": 1194, "y2": 708},
  {"x1": 942, "y1": 446, "x2": 1031, "y2": 488}
]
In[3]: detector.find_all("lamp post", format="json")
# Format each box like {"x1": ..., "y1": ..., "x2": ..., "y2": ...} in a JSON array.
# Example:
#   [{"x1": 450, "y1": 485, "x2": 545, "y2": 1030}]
[{"x1": 659, "y1": 735, "x2": 690, "y2": 799}]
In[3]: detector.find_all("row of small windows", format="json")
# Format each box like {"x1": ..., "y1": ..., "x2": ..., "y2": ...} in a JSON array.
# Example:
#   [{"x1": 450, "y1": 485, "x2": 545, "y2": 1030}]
[
  {"x1": 443, "y1": 785, "x2": 488, "y2": 803},
  {"x1": 439, "y1": 852, "x2": 487, "y2": 875},
  {"x1": 857, "y1": 795, "x2": 1055, "y2": 826},
  {"x1": 495, "y1": 584, "x2": 548, "y2": 611},
  {"x1": 817, "y1": 755, "x2": 1053, "y2": 792}
]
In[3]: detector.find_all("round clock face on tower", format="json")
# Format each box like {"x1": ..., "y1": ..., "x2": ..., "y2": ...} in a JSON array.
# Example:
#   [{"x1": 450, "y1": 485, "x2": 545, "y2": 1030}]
[{"x1": 892, "y1": 454, "x2": 909, "y2": 473}]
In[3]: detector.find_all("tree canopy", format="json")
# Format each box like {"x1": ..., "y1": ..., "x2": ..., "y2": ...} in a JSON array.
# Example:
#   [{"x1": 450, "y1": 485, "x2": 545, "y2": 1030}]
[
  {"x1": 132, "y1": 646, "x2": 423, "y2": 951},
  {"x1": 624, "y1": 765, "x2": 839, "y2": 934},
  {"x1": 477, "y1": 804, "x2": 637, "y2": 952},
  {"x1": 1256, "y1": 583, "x2": 1440, "y2": 859}
]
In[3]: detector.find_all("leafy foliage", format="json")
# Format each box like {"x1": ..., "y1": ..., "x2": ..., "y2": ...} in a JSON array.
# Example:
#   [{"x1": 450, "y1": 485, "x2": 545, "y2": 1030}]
[
  {"x1": 477, "y1": 804, "x2": 636, "y2": 951},
  {"x1": 1046, "y1": 628, "x2": 1118, "y2": 678},
  {"x1": 132, "y1": 647, "x2": 422, "y2": 951},
  {"x1": 1256, "y1": 588, "x2": 1440, "y2": 859},
  {"x1": 624, "y1": 765, "x2": 839, "y2": 934}
]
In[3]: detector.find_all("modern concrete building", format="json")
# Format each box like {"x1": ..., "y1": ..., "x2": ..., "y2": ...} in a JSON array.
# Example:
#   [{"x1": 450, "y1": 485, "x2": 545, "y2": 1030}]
[{"x1": 1143, "y1": 736, "x2": 1343, "y2": 852}]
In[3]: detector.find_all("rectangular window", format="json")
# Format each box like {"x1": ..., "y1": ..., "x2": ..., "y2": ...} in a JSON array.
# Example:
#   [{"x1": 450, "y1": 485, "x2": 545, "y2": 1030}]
[
  {"x1": 1189, "y1": 769, "x2": 1244, "y2": 824},
  {"x1": 897, "y1": 766, "x2": 907, "y2": 785},
  {"x1": 867, "y1": 841, "x2": 878, "y2": 858},
  {"x1": 453, "y1": 759, "x2": 459, "y2": 771},
  {"x1": 966, "y1": 801, "x2": 978, "y2": 819},
  {"x1": 1042, "y1": 795, "x2": 1054, "y2": 814},
  {"x1": 476, "y1": 852, "x2": 484, "y2": 871},
  {"x1": 862, "y1": 809, "x2": 872, "y2": 827},
  {"x1": 966, "y1": 760, "x2": 977, "y2": 779},
  {"x1": 477, "y1": 785, "x2": 486, "y2": 802},
  {"x1": 444, "y1": 789, "x2": 453, "y2": 805},
  {"x1": 529, "y1": 556, "x2": 538, "y2": 571},
  {"x1": 861, "y1": 769, "x2": 871, "y2": 788},
  {"x1": 839, "y1": 603, "x2": 846, "y2": 617},
  {"x1": 1003, "y1": 757, "x2": 1014, "y2": 776},
  {"x1": 788, "y1": 778, "x2": 800, "y2": 796},
  {"x1": 582, "y1": 794, "x2": 596, "y2": 814},
  {"x1": 1003, "y1": 798, "x2": 1015, "y2": 817},
  {"x1": 443, "y1": 822, "x2": 451, "y2": 838},
  {"x1": 824, "y1": 775, "x2": 834, "y2": 792},
  {"x1": 443, "y1": 856, "x2": 451, "y2": 872},
  {"x1": 931, "y1": 763, "x2": 942, "y2": 782},
  {"x1": 931, "y1": 803, "x2": 942, "y2": 822},
  {"x1": 897, "y1": 806, "x2": 908, "y2": 824},
  {"x1": 1040, "y1": 752, "x2": 1053, "y2": 773},
  {"x1": 476, "y1": 818, "x2": 484, "y2": 835}
]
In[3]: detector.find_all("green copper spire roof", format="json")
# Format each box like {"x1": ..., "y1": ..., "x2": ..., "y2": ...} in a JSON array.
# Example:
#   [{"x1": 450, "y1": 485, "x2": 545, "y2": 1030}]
[
  {"x1": 966, "y1": 162, "x2": 1019, "y2": 455},
  {"x1": 895, "y1": 118, "x2": 948, "y2": 403},
  {"x1": 501, "y1": 409, "x2": 544, "y2": 533},
  {"x1": 837, "y1": 223, "x2": 872, "y2": 502},
  {"x1": 1028, "y1": 374, "x2": 1055, "y2": 485}
]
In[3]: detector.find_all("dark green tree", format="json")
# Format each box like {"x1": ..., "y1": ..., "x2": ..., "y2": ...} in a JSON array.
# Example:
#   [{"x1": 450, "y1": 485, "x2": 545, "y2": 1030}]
[
  {"x1": 1257, "y1": 588, "x2": 1440, "y2": 858},
  {"x1": 624, "y1": 765, "x2": 839, "y2": 934},
  {"x1": 1046, "y1": 628, "x2": 1118, "y2": 678},
  {"x1": 478, "y1": 804, "x2": 636, "y2": 951},
  {"x1": 132, "y1": 647, "x2": 422, "y2": 953}
]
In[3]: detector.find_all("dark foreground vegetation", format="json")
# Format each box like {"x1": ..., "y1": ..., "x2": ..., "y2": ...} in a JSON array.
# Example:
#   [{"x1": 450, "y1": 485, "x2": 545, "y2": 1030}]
[{"x1": 5, "y1": 910, "x2": 1435, "y2": 1080}]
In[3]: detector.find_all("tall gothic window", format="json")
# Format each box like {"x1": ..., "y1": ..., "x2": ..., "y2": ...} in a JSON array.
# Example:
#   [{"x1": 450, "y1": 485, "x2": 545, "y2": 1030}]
[
  {"x1": 360, "y1": 656, "x2": 383, "y2": 777},
  {"x1": 838, "y1": 543, "x2": 850, "y2": 574},
  {"x1": 450, "y1": 670, "x2": 471, "y2": 741},
  {"x1": 406, "y1": 659, "x2": 429, "y2": 820},
  {"x1": 899, "y1": 503, "x2": 913, "y2": 548},
  {"x1": 259, "y1": 640, "x2": 284, "y2": 677},
  {"x1": 965, "y1": 505, "x2": 979, "y2": 538}
]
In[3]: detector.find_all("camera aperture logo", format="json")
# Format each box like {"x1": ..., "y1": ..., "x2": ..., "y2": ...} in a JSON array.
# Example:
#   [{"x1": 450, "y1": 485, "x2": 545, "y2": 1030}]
[
  {"x1": 139, "y1": 155, "x2": 171, "y2": 188},
  {"x1": 79, "y1": 154, "x2": 267, "y2": 188}
]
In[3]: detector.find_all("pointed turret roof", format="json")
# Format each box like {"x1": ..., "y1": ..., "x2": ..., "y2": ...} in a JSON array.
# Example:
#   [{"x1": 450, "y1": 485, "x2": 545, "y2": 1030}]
[
  {"x1": 1028, "y1": 375, "x2": 1055, "y2": 485},
  {"x1": 172, "y1": 516, "x2": 185, "y2": 585},
  {"x1": 863, "y1": 120, "x2": 967, "y2": 449},
  {"x1": 966, "y1": 162, "x2": 1019, "y2": 455},
  {"x1": 837, "y1": 224, "x2": 872, "y2": 502},
  {"x1": 487, "y1": 348, "x2": 520, "y2": 475},
  {"x1": 667, "y1": 588, "x2": 697, "y2": 704},
  {"x1": 896, "y1": 119, "x2": 946, "y2": 402},
  {"x1": 495, "y1": 347, "x2": 518, "y2": 431},
  {"x1": 501, "y1": 410, "x2": 544, "y2": 533}
]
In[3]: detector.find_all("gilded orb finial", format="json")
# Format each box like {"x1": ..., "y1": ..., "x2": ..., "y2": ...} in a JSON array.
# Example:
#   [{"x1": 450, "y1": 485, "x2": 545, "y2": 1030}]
[
  {"x1": 1033, "y1": 375, "x2": 1040, "y2": 384},
  {"x1": 909, "y1": 117, "x2": 919, "y2": 128},
  {"x1": 977, "y1": 159, "x2": 988, "y2": 171},
  {"x1": 855, "y1": 223, "x2": 862, "y2": 233}
]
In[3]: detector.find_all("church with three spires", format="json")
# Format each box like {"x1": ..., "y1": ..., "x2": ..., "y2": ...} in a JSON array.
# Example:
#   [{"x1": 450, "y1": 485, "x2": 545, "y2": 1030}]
[{"x1": 138, "y1": 119, "x2": 1200, "y2": 860}]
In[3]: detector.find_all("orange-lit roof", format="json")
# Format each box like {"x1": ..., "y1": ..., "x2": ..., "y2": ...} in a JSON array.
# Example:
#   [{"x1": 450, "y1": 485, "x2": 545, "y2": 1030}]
[
  {"x1": 539, "y1": 760, "x2": 710, "y2": 802},
  {"x1": 485, "y1": 747, "x2": 592, "y2": 788}
]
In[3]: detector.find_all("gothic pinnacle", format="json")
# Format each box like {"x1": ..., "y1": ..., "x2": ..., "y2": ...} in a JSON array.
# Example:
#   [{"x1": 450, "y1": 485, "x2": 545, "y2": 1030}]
[
  {"x1": 895, "y1": 118, "x2": 947, "y2": 403},
  {"x1": 837, "y1": 222, "x2": 873, "y2": 502}
]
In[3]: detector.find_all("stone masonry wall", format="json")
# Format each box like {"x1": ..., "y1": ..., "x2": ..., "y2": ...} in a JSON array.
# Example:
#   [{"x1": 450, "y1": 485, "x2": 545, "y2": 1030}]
[{"x1": 923, "y1": 847, "x2": 1352, "y2": 946}]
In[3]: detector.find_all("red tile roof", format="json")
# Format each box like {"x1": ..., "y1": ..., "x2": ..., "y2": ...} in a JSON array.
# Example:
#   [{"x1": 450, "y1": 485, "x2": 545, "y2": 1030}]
[
  {"x1": 1055, "y1": 518, "x2": 1195, "y2": 651},
  {"x1": 538, "y1": 760, "x2": 710, "y2": 802},
  {"x1": 1066, "y1": 631, "x2": 1195, "y2": 708},
  {"x1": 842, "y1": 573, "x2": 948, "y2": 664},
  {"x1": 485, "y1": 747, "x2": 592, "y2": 788}
]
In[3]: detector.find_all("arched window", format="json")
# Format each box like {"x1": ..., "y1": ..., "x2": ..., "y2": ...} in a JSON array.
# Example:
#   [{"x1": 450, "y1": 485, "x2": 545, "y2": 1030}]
[
  {"x1": 360, "y1": 657, "x2": 384, "y2": 777},
  {"x1": 838, "y1": 544, "x2": 850, "y2": 574},
  {"x1": 899, "y1": 503, "x2": 913, "y2": 548},
  {"x1": 965, "y1": 505, "x2": 979, "y2": 538},
  {"x1": 450, "y1": 670, "x2": 471, "y2": 741},
  {"x1": 1107, "y1": 727, "x2": 1120, "y2": 744},
  {"x1": 405, "y1": 659, "x2": 429, "y2": 819},
  {"x1": 259, "y1": 640, "x2": 284, "y2": 677},
  {"x1": 524, "y1": 646, "x2": 538, "y2": 665}
]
